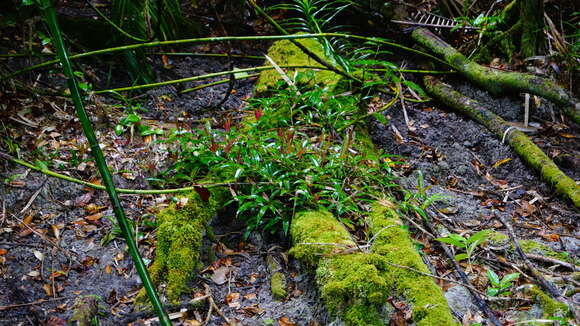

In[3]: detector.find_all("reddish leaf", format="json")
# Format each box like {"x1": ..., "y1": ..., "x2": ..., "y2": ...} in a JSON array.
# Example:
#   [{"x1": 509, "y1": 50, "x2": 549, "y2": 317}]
[
  {"x1": 254, "y1": 109, "x2": 263, "y2": 121},
  {"x1": 194, "y1": 186, "x2": 211, "y2": 202}
]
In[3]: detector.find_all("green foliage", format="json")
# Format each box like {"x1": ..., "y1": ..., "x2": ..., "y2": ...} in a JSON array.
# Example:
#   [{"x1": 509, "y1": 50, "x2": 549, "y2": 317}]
[
  {"x1": 163, "y1": 79, "x2": 397, "y2": 236},
  {"x1": 398, "y1": 170, "x2": 448, "y2": 221},
  {"x1": 454, "y1": 12, "x2": 503, "y2": 34},
  {"x1": 435, "y1": 229, "x2": 490, "y2": 262},
  {"x1": 271, "y1": 0, "x2": 353, "y2": 70},
  {"x1": 486, "y1": 269, "x2": 519, "y2": 296}
]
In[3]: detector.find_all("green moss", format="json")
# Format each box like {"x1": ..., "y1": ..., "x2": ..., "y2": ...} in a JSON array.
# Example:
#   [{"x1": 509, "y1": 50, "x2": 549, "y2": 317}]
[
  {"x1": 519, "y1": 239, "x2": 571, "y2": 262},
  {"x1": 254, "y1": 36, "x2": 341, "y2": 95},
  {"x1": 289, "y1": 210, "x2": 355, "y2": 268},
  {"x1": 317, "y1": 253, "x2": 390, "y2": 326},
  {"x1": 488, "y1": 232, "x2": 572, "y2": 263},
  {"x1": 367, "y1": 202, "x2": 458, "y2": 326},
  {"x1": 270, "y1": 272, "x2": 287, "y2": 300},
  {"x1": 137, "y1": 185, "x2": 229, "y2": 304},
  {"x1": 526, "y1": 285, "x2": 570, "y2": 319},
  {"x1": 487, "y1": 231, "x2": 510, "y2": 246}
]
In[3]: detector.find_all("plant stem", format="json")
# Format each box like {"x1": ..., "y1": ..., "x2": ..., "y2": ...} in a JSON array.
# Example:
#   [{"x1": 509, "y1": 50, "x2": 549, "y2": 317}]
[
  {"x1": 36, "y1": 1, "x2": 171, "y2": 324},
  {"x1": 2, "y1": 33, "x2": 450, "y2": 80},
  {"x1": 94, "y1": 65, "x2": 327, "y2": 94},
  {"x1": 180, "y1": 73, "x2": 259, "y2": 94}
]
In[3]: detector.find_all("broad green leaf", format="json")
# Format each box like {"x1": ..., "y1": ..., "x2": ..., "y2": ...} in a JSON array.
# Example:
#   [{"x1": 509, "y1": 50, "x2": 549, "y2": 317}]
[
  {"x1": 435, "y1": 236, "x2": 466, "y2": 248},
  {"x1": 487, "y1": 288, "x2": 499, "y2": 297},
  {"x1": 468, "y1": 230, "x2": 491, "y2": 244},
  {"x1": 114, "y1": 124, "x2": 124, "y2": 136},
  {"x1": 501, "y1": 273, "x2": 520, "y2": 285},
  {"x1": 487, "y1": 269, "x2": 500, "y2": 286},
  {"x1": 454, "y1": 253, "x2": 468, "y2": 261},
  {"x1": 373, "y1": 112, "x2": 388, "y2": 125}
]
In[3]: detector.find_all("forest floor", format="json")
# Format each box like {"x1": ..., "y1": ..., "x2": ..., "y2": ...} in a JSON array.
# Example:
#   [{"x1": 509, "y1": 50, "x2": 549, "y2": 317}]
[{"x1": 1, "y1": 4, "x2": 579, "y2": 326}]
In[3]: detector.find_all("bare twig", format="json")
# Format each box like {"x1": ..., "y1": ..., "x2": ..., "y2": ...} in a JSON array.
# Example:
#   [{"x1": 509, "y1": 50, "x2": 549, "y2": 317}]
[
  {"x1": 496, "y1": 214, "x2": 578, "y2": 320},
  {"x1": 526, "y1": 253, "x2": 580, "y2": 272},
  {"x1": 0, "y1": 296, "x2": 70, "y2": 311},
  {"x1": 20, "y1": 178, "x2": 47, "y2": 215}
]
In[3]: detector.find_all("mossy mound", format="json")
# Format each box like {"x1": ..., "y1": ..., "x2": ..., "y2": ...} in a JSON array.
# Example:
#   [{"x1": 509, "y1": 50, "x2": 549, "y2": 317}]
[
  {"x1": 270, "y1": 272, "x2": 287, "y2": 300},
  {"x1": 290, "y1": 208, "x2": 458, "y2": 325},
  {"x1": 254, "y1": 36, "x2": 342, "y2": 95},
  {"x1": 487, "y1": 231, "x2": 573, "y2": 264},
  {"x1": 137, "y1": 185, "x2": 229, "y2": 304},
  {"x1": 290, "y1": 210, "x2": 356, "y2": 268},
  {"x1": 317, "y1": 253, "x2": 391, "y2": 325},
  {"x1": 367, "y1": 202, "x2": 458, "y2": 326}
]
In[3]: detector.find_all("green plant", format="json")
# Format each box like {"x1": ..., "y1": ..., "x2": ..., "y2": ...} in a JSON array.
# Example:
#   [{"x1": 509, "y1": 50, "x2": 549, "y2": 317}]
[
  {"x1": 162, "y1": 78, "x2": 397, "y2": 236},
  {"x1": 114, "y1": 108, "x2": 163, "y2": 137},
  {"x1": 398, "y1": 170, "x2": 448, "y2": 221},
  {"x1": 486, "y1": 269, "x2": 519, "y2": 296},
  {"x1": 435, "y1": 229, "x2": 491, "y2": 263},
  {"x1": 271, "y1": 0, "x2": 352, "y2": 70},
  {"x1": 37, "y1": 1, "x2": 169, "y2": 322}
]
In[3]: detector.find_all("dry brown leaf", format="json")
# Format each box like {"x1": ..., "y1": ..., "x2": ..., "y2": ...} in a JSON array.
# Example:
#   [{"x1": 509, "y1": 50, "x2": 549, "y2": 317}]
[
  {"x1": 241, "y1": 304, "x2": 264, "y2": 316},
  {"x1": 279, "y1": 316, "x2": 297, "y2": 326},
  {"x1": 243, "y1": 293, "x2": 257, "y2": 300},
  {"x1": 211, "y1": 266, "x2": 230, "y2": 285},
  {"x1": 83, "y1": 203, "x2": 106, "y2": 214},
  {"x1": 43, "y1": 283, "x2": 53, "y2": 296},
  {"x1": 85, "y1": 212, "x2": 104, "y2": 222},
  {"x1": 74, "y1": 192, "x2": 93, "y2": 207},
  {"x1": 225, "y1": 292, "x2": 241, "y2": 309},
  {"x1": 492, "y1": 157, "x2": 512, "y2": 168}
]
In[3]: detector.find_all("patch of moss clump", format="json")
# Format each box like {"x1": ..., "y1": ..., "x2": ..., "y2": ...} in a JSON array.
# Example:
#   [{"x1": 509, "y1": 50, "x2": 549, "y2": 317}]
[
  {"x1": 270, "y1": 272, "x2": 287, "y2": 300},
  {"x1": 526, "y1": 285, "x2": 570, "y2": 320},
  {"x1": 488, "y1": 231, "x2": 572, "y2": 263},
  {"x1": 290, "y1": 210, "x2": 356, "y2": 268},
  {"x1": 254, "y1": 36, "x2": 341, "y2": 95},
  {"x1": 367, "y1": 202, "x2": 458, "y2": 326},
  {"x1": 137, "y1": 186, "x2": 229, "y2": 304},
  {"x1": 317, "y1": 253, "x2": 390, "y2": 326}
]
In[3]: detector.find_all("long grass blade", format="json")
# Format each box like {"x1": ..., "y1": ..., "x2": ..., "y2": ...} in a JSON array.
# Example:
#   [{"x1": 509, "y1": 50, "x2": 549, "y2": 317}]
[{"x1": 36, "y1": 1, "x2": 171, "y2": 324}]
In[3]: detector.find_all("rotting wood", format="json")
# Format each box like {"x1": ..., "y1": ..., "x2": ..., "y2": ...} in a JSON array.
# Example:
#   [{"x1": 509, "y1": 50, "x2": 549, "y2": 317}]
[
  {"x1": 424, "y1": 75, "x2": 580, "y2": 208},
  {"x1": 412, "y1": 28, "x2": 580, "y2": 124}
]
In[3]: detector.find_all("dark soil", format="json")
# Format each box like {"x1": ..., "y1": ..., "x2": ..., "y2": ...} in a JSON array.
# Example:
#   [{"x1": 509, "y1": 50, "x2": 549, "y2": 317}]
[{"x1": 0, "y1": 3, "x2": 579, "y2": 325}]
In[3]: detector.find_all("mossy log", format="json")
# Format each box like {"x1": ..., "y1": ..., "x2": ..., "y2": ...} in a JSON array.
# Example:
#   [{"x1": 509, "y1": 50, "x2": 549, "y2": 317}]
[
  {"x1": 424, "y1": 75, "x2": 580, "y2": 208},
  {"x1": 290, "y1": 209, "x2": 458, "y2": 325},
  {"x1": 412, "y1": 28, "x2": 580, "y2": 124},
  {"x1": 136, "y1": 185, "x2": 230, "y2": 304}
]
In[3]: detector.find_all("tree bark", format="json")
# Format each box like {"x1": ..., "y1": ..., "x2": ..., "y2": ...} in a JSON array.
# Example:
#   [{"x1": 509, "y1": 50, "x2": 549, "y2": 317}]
[{"x1": 519, "y1": 0, "x2": 545, "y2": 58}]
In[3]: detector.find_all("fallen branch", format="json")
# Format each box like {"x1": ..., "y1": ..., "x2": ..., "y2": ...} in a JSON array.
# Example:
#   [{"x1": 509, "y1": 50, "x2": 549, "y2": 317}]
[
  {"x1": 423, "y1": 75, "x2": 580, "y2": 208},
  {"x1": 422, "y1": 212, "x2": 503, "y2": 326},
  {"x1": 412, "y1": 28, "x2": 580, "y2": 124},
  {"x1": 496, "y1": 213, "x2": 578, "y2": 321}
]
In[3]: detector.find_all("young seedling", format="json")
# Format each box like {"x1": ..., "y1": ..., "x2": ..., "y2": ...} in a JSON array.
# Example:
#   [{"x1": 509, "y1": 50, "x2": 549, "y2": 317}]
[
  {"x1": 486, "y1": 269, "x2": 520, "y2": 296},
  {"x1": 435, "y1": 229, "x2": 490, "y2": 264}
]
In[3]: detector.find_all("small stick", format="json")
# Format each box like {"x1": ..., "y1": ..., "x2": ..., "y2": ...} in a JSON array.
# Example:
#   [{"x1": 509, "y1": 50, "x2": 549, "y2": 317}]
[
  {"x1": 496, "y1": 214, "x2": 578, "y2": 319},
  {"x1": 0, "y1": 296, "x2": 70, "y2": 311},
  {"x1": 424, "y1": 212, "x2": 503, "y2": 326},
  {"x1": 526, "y1": 253, "x2": 580, "y2": 272},
  {"x1": 20, "y1": 178, "x2": 47, "y2": 214}
]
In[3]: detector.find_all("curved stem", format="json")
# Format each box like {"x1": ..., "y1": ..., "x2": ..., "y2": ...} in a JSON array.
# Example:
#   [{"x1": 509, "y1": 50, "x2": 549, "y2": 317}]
[
  {"x1": 2, "y1": 33, "x2": 451, "y2": 80},
  {"x1": 37, "y1": 1, "x2": 171, "y2": 324}
]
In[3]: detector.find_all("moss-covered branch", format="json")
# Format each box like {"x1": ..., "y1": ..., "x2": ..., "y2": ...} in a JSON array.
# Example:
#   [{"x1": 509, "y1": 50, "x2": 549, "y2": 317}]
[
  {"x1": 424, "y1": 75, "x2": 580, "y2": 208},
  {"x1": 412, "y1": 28, "x2": 580, "y2": 124}
]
